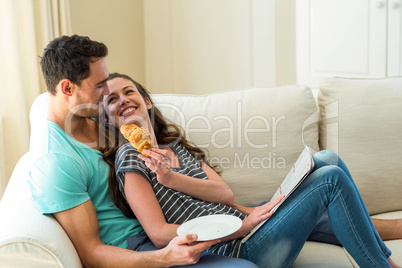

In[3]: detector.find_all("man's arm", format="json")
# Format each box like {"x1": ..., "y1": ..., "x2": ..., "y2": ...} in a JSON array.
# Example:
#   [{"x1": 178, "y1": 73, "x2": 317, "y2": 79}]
[{"x1": 54, "y1": 199, "x2": 218, "y2": 268}]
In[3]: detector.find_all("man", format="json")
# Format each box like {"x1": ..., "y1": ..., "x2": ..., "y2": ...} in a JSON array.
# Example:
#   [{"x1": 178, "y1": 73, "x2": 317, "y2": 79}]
[{"x1": 28, "y1": 35, "x2": 257, "y2": 268}]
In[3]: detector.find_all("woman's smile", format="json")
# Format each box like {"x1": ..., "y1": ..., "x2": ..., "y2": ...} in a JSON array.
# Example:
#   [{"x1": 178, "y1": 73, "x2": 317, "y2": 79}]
[{"x1": 120, "y1": 106, "x2": 137, "y2": 117}]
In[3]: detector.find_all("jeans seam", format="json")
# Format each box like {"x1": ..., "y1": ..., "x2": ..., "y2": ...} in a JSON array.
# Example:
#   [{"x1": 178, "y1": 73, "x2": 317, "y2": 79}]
[
  {"x1": 242, "y1": 182, "x2": 385, "y2": 268},
  {"x1": 330, "y1": 182, "x2": 384, "y2": 268}
]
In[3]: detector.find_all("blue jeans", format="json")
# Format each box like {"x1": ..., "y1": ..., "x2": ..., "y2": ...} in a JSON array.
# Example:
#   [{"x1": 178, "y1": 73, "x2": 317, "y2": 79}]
[
  {"x1": 241, "y1": 150, "x2": 392, "y2": 268},
  {"x1": 127, "y1": 232, "x2": 258, "y2": 268}
]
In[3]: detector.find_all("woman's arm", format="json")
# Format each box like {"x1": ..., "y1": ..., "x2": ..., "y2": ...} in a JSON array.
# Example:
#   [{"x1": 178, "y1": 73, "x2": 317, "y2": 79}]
[
  {"x1": 139, "y1": 148, "x2": 234, "y2": 206},
  {"x1": 124, "y1": 171, "x2": 181, "y2": 248},
  {"x1": 219, "y1": 196, "x2": 285, "y2": 242},
  {"x1": 125, "y1": 169, "x2": 284, "y2": 247},
  {"x1": 232, "y1": 202, "x2": 255, "y2": 215}
]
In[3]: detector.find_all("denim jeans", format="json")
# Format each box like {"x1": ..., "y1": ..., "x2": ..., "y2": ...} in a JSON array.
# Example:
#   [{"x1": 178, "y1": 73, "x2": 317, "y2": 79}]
[
  {"x1": 127, "y1": 232, "x2": 258, "y2": 268},
  {"x1": 241, "y1": 150, "x2": 392, "y2": 268}
]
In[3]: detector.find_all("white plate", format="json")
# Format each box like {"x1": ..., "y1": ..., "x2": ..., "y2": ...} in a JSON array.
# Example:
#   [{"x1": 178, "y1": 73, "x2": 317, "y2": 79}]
[{"x1": 177, "y1": 214, "x2": 242, "y2": 241}]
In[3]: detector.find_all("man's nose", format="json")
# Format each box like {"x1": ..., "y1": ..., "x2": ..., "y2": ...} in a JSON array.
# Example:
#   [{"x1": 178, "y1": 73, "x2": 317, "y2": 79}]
[{"x1": 102, "y1": 84, "x2": 110, "y2": 96}]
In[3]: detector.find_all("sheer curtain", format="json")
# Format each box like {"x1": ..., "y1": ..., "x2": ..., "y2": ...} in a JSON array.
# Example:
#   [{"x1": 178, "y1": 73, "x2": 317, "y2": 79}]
[{"x1": 0, "y1": 0, "x2": 71, "y2": 200}]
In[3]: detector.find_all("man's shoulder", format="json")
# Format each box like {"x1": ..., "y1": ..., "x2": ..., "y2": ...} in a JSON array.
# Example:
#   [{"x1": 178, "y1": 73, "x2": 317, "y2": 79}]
[
  {"x1": 31, "y1": 121, "x2": 69, "y2": 154},
  {"x1": 47, "y1": 121, "x2": 98, "y2": 159},
  {"x1": 30, "y1": 122, "x2": 91, "y2": 173}
]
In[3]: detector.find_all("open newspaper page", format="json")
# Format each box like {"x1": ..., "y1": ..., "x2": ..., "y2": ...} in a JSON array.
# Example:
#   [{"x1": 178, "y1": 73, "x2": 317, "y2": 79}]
[{"x1": 241, "y1": 145, "x2": 314, "y2": 243}]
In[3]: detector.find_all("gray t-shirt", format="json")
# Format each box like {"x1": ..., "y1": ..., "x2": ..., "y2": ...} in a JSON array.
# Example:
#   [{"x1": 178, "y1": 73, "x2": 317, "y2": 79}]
[{"x1": 115, "y1": 141, "x2": 246, "y2": 257}]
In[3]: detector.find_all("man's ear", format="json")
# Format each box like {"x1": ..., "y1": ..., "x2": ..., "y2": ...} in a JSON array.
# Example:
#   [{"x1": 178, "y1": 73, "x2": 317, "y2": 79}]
[
  {"x1": 59, "y1": 79, "x2": 73, "y2": 96},
  {"x1": 146, "y1": 98, "x2": 153, "y2": 109}
]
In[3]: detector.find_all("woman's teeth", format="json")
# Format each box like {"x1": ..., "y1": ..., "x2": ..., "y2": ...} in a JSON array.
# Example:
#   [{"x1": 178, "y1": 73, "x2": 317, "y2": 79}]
[{"x1": 122, "y1": 107, "x2": 136, "y2": 116}]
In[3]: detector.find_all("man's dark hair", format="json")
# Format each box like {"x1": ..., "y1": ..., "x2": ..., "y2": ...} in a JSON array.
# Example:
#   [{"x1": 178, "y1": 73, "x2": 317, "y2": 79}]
[{"x1": 40, "y1": 35, "x2": 108, "y2": 95}]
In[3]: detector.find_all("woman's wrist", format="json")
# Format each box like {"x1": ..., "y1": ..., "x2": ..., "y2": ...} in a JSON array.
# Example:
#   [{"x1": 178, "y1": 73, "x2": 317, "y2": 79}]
[
  {"x1": 157, "y1": 170, "x2": 174, "y2": 187},
  {"x1": 236, "y1": 223, "x2": 251, "y2": 238},
  {"x1": 232, "y1": 203, "x2": 254, "y2": 215}
]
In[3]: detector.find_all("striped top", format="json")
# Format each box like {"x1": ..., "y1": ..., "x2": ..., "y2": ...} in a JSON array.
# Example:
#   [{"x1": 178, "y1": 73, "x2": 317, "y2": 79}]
[{"x1": 115, "y1": 141, "x2": 246, "y2": 258}]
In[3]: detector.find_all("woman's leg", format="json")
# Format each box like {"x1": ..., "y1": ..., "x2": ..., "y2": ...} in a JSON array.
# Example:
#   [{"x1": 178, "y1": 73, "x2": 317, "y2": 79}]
[
  {"x1": 127, "y1": 233, "x2": 258, "y2": 268},
  {"x1": 307, "y1": 209, "x2": 342, "y2": 245},
  {"x1": 313, "y1": 150, "x2": 391, "y2": 257},
  {"x1": 193, "y1": 253, "x2": 259, "y2": 268},
  {"x1": 241, "y1": 163, "x2": 391, "y2": 268}
]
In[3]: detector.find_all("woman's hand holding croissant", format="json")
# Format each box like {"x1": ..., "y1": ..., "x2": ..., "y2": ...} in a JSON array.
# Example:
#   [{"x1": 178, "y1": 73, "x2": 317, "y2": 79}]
[{"x1": 138, "y1": 148, "x2": 173, "y2": 186}]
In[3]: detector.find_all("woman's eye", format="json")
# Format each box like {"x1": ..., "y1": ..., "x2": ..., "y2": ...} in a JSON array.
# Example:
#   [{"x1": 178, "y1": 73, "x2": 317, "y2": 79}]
[{"x1": 107, "y1": 97, "x2": 116, "y2": 104}]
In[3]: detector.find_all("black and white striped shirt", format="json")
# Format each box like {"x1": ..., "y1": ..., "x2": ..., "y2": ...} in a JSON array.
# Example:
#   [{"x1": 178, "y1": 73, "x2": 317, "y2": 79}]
[{"x1": 115, "y1": 142, "x2": 246, "y2": 258}]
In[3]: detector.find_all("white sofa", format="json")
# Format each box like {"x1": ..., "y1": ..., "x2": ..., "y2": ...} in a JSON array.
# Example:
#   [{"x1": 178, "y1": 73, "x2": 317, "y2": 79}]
[{"x1": 0, "y1": 77, "x2": 401, "y2": 267}]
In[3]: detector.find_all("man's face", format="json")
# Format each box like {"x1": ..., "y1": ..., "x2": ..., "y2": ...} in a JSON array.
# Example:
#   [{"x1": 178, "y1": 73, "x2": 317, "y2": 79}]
[{"x1": 70, "y1": 58, "x2": 110, "y2": 118}]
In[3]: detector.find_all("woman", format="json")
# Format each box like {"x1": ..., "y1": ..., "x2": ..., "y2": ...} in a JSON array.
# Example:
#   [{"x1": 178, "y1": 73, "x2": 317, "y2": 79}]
[{"x1": 100, "y1": 72, "x2": 400, "y2": 268}]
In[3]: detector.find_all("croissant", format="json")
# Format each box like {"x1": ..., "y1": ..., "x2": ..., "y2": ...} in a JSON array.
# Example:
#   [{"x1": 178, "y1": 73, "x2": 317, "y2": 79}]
[{"x1": 120, "y1": 124, "x2": 152, "y2": 156}]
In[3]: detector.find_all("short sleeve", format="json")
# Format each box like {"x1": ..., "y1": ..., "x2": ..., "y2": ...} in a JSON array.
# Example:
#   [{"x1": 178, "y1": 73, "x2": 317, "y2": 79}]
[
  {"x1": 115, "y1": 144, "x2": 152, "y2": 181},
  {"x1": 29, "y1": 153, "x2": 90, "y2": 214}
]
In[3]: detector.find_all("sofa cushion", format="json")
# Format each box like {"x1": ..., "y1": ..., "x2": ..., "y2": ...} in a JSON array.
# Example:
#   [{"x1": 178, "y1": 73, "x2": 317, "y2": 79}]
[
  {"x1": 318, "y1": 77, "x2": 402, "y2": 215},
  {"x1": 293, "y1": 241, "x2": 354, "y2": 267},
  {"x1": 152, "y1": 86, "x2": 319, "y2": 206}
]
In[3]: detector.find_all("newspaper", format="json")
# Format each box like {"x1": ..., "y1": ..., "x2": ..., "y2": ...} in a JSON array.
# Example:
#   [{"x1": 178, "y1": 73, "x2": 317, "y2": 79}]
[{"x1": 241, "y1": 145, "x2": 314, "y2": 243}]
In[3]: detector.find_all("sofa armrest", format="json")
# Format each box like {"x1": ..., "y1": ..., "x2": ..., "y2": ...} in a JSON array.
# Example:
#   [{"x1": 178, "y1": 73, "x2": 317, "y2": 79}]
[{"x1": 0, "y1": 153, "x2": 82, "y2": 267}]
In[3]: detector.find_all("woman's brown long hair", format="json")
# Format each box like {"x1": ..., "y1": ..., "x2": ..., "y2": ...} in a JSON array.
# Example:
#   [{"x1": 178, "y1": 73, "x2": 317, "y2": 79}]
[{"x1": 98, "y1": 73, "x2": 217, "y2": 218}]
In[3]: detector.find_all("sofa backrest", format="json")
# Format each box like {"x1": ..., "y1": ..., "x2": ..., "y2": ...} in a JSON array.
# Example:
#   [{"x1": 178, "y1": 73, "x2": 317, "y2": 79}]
[
  {"x1": 29, "y1": 78, "x2": 401, "y2": 214},
  {"x1": 153, "y1": 86, "x2": 319, "y2": 206},
  {"x1": 318, "y1": 77, "x2": 402, "y2": 215}
]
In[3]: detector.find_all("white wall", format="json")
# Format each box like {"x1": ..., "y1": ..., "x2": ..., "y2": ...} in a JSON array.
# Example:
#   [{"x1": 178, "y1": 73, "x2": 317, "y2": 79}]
[
  {"x1": 275, "y1": 0, "x2": 296, "y2": 86},
  {"x1": 143, "y1": 0, "x2": 276, "y2": 94},
  {"x1": 69, "y1": 0, "x2": 296, "y2": 94},
  {"x1": 69, "y1": 0, "x2": 146, "y2": 86}
]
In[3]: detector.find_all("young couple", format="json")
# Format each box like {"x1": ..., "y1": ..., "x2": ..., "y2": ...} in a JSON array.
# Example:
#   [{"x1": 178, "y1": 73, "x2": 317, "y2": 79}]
[{"x1": 29, "y1": 35, "x2": 401, "y2": 267}]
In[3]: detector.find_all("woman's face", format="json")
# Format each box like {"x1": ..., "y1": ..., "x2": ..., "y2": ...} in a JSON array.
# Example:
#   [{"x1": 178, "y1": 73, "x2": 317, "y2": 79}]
[{"x1": 103, "y1": 77, "x2": 152, "y2": 128}]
